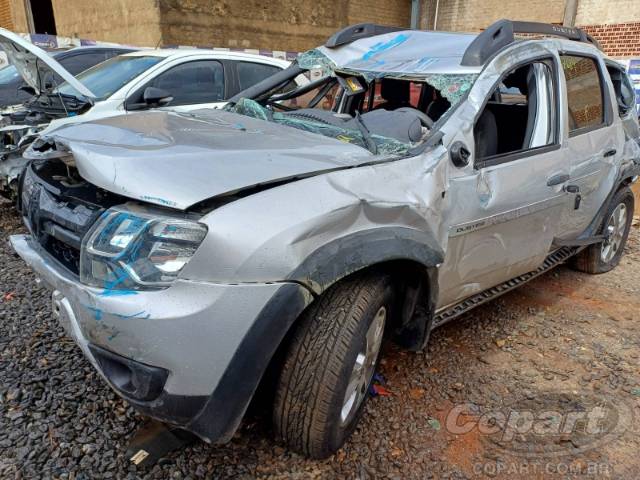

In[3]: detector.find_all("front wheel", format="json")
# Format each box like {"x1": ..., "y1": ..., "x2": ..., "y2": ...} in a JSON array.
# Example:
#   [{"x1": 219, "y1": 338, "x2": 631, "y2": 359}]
[
  {"x1": 273, "y1": 274, "x2": 394, "y2": 459},
  {"x1": 571, "y1": 187, "x2": 634, "y2": 274}
]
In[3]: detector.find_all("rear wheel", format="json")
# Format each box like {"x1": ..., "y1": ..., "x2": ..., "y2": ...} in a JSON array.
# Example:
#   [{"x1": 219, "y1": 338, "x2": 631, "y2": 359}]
[
  {"x1": 571, "y1": 187, "x2": 634, "y2": 274},
  {"x1": 273, "y1": 274, "x2": 393, "y2": 459}
]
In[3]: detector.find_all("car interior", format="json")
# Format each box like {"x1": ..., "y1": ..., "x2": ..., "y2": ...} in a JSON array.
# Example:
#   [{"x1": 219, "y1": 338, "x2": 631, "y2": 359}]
[
  {"x1": 241, "y1": 73, "x2": 458, "y2": 152},
  {"x1": 474, "y1": 61, "x2": 555, "y2": 161}
]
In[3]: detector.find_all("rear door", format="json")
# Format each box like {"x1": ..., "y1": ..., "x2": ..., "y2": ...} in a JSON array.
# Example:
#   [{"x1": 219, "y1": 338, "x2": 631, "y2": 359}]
[{"x1": 555, "y1": 54, "x2": 622, "y2": 241}]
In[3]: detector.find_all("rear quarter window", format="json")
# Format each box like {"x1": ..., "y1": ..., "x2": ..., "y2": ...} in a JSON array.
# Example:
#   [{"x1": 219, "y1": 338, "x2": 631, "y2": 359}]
[{"x1": 606, "y1": 64, "x2": 636, "y2": 116}]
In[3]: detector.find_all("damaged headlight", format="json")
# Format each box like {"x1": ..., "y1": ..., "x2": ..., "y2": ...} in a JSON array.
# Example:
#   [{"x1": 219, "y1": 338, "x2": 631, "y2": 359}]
[{"x1": 80, "y1": 208, "x2": 207, "y2": 291}]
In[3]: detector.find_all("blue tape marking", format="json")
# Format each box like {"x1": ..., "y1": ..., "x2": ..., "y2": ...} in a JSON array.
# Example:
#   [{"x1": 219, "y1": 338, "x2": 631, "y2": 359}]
[
  {"x1": 99, "y1": 288, "x2": 138, "y2": 297},
  {"x1": 362, "y1": 33, "x2": 410, "y2": 61},
  {"x1": 140, "y1": 196, "x2": 177, "y2": 207},
  {"x1": 83, "y1": 305, "x2": 103, "y2": 321},
  {"x1": 112, "y1": 310, "x2": 150, "y2": 320},
  {"x1": 82, "y1": 304, "x2": 149, "y2": 322}
]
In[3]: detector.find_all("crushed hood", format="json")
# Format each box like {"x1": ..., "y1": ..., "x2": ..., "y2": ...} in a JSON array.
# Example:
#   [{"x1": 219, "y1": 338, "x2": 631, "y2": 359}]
[
  {"x1": 0, "y1": 28, "x2": 95, "y2": 99},
  {"x1": 28, "y1": 109, "x2": 375, "y2": 210}
]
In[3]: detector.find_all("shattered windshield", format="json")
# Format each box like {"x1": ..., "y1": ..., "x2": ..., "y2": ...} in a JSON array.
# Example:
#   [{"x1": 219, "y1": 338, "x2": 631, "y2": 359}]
[
  {"x1": 56, "y1": 55, "x2": 163, "y2": 101},
  {"x1": 228, "y1": 97, "x2": 413, "y2": 155},
  {"x1": 227, "y1": 40, "x2": 479, "y2": 157}
]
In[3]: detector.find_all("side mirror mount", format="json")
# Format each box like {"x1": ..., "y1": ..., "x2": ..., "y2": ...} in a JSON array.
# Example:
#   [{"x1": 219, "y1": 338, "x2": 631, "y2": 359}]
[
  {"x1": 143, "y1": 87, "x2": 173, "y2": 107},
  {"x1": 450, "y1": 141, "x2": 471, "y2": 168}
]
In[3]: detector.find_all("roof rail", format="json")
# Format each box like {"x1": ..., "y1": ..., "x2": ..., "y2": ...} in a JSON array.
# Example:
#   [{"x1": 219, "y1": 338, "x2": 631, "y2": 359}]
[
  {"x1": 461, "y1": 19, "x2": 602, "y2": 66},
  {"x1": 325, "y1": 23, "x2": 405, "y2": 48}
]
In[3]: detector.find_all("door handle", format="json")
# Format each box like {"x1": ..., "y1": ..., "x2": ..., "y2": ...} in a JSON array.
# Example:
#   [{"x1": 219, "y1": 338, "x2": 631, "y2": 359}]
[
  {"x1": 547, "y1": 173, "x2": 570, "y2": 186},
  {"x1": 564, "y1": 184, "x2": 580, "y2": 194},
  {"x1": 604, "y1": 149, "x2": 617, "y2": 157}
]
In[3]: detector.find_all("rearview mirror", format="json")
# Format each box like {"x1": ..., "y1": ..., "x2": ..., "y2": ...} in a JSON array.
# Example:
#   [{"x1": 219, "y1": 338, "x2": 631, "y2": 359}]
[{"x1": 143, "y1": 87, "x2": 173, "y2": 107}]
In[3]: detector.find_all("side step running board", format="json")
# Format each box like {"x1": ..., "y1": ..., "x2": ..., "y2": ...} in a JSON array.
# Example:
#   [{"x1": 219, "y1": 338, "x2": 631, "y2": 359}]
[{"x1": 433, "y1": 247, "x2": 578, "y2": 328}]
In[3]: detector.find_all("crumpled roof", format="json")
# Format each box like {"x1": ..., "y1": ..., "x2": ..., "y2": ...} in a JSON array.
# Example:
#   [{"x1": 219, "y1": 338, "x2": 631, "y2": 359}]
[
  {"x1": 299, "y1": 30, "x2": 480, "y2": 78},
  {"x1": 297, "y1": 30, "x2": 480, "y2": 105}
]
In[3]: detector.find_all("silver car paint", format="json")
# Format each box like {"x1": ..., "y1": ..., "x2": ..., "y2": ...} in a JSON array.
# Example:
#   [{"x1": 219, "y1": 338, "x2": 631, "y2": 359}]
[
  {"x1": 25, "y1": 109, "x2": 375, "y2": 210},
  {"x1": 436, "y1": 39, "x2": 638, "y2": 308},
  {"x1": 10, "y1": 233, "x2": 313, "y2": 397},
  {"x1": 307, "y1": 29, "x2": 482, "y2": 76}
]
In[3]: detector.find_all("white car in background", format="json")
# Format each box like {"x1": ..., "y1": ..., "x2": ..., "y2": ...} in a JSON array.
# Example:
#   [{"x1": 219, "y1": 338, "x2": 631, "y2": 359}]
[{"x1": 0, "y1": 28, "x2": 303, "y2": 199}]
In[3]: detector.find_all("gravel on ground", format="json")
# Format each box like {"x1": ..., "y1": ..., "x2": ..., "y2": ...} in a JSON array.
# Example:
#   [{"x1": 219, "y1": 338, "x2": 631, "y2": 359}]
[{"x1": 1, "y1": 192, "x2": 639, "y2": 479}]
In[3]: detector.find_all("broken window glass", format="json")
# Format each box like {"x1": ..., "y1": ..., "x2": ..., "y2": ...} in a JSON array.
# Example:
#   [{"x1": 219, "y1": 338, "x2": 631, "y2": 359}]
[
  {"x1": 227, "y1": 98, "x2": 417, "y2": 156},
  {"x1": 297, "y1": 48, "x2": 477, "y2": 108}
]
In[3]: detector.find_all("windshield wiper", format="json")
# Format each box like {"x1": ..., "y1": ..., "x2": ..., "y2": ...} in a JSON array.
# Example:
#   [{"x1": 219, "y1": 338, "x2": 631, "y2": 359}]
[{"x1": 352, "y1": 111, "x2": 378, "y2": 154}]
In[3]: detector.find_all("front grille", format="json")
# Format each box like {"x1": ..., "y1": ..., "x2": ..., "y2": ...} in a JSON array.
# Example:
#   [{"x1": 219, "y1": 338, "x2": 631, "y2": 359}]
[
  {"x1": 20, "y1": 162, "x2": 115, "y2": 276},
  {"x1": 44, "y1": 236, "x2": 81, "y2": 274}
]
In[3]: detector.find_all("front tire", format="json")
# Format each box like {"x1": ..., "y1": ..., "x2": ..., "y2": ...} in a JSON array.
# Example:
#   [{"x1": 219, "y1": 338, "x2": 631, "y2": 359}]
[
  {"x1": 571, "y1": 187, "x2": 634, "y2": 274},
  {"x1": 273, "y1": 274, "x2": 393, "y2": 459}
]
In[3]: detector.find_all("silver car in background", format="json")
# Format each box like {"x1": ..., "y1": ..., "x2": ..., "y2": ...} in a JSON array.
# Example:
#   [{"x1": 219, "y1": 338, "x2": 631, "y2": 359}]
[{"x1": 10, "y1": 20, "x2": 640, "y2": 458}]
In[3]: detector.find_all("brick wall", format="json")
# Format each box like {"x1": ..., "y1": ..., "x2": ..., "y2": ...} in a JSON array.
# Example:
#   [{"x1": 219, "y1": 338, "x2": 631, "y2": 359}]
[
  {"x1": 580, "y1": 22, "x2": 640, "y2": 58},
  {"x1": 5, "y1": 0, "x2": 411, "y2": 52},
  {"x1": 421, "y1": 0, "x2": 640, "y2": 32},
  {"x1": 0, "y1": 0, "x2": 13, "y2": 30},
  {"x1": 51, "y1": 0, "x2": 162, "y2": 46},
  {"x1": 159, "y1": 0, "x2": 411, "y2": 52},
  {"x1": 575, "y1": 0, "x2": 640, "y2": 25},
  {"x1": 418, "y1": 0, "x2": 640, "y2": 59},
  {"x1": 422, "y1": 0, "x2": 564, "y2": 32},
  {"x1": 0, "y1": 0, "x2": 28, "y2": 32}
]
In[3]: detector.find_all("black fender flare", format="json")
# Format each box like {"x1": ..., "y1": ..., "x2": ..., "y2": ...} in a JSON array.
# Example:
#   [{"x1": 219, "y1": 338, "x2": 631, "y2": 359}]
[
  {"x1": 287, "y1": 226, "x2": 445, "y2": 352},
  {"x1": 286, "y1": 226, "x2": 445, "y2": 295}
]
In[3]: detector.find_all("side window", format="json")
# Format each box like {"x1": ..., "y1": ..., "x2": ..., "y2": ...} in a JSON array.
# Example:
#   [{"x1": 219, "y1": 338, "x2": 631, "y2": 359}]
[
  {"x1": 474, "y1": 60, "x2": 556, "y2": 162},
  {"x1": 560, "y1": 55, "x2": 605, "y2": 132},
  {"x1": 149, "y1": 60, "x2": 224, "y2": 106},
  {"x1": 236, "y1": 61, "x2": 281, "y2": 91},
  {"x1": 59, "y1": 52, "x2": 108, "y2": 75},
  {"x1": 606, "y1": 64, "x2": 636, "y2": 116}
]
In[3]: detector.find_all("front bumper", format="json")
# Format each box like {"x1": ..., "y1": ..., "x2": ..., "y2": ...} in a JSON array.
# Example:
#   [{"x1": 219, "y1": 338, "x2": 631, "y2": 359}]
[{"x1": 10, "y1": 234, "x2": 312, "y2": 442}]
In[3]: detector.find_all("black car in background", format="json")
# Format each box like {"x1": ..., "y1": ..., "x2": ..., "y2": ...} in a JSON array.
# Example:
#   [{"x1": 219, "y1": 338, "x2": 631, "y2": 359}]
[{"x1": 0, "y1": 46, "x2": 136, "y2": 107}]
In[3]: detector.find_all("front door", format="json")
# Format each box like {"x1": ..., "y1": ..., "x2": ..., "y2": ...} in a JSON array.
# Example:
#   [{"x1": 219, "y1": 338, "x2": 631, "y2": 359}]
[{"x1": 438, "y1": 56, "x2": 569, "y2": 309}]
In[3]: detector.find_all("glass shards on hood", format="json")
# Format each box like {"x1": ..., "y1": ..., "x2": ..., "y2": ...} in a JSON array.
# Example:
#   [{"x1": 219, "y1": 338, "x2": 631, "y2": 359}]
[{"x1": 228, "y1": 98, "x2": 420, "y2": 156}]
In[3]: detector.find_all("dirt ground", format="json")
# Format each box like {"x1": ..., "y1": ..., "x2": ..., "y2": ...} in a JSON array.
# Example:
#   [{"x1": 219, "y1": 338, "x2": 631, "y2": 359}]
[{"x1": 1, "y1": 189, "x2": 639, "y2": 479}]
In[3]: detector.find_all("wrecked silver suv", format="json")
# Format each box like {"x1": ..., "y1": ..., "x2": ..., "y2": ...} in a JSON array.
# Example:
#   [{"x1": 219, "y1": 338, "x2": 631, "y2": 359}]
[{"x1": 10, "y1": 20, "x2": 640, "y2": 458}]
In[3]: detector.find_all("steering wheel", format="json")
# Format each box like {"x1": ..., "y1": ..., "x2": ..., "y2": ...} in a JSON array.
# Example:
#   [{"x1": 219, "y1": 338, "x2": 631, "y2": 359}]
[{"x1": 395, "y1": 107, "x2": 434, "y2": 129}]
